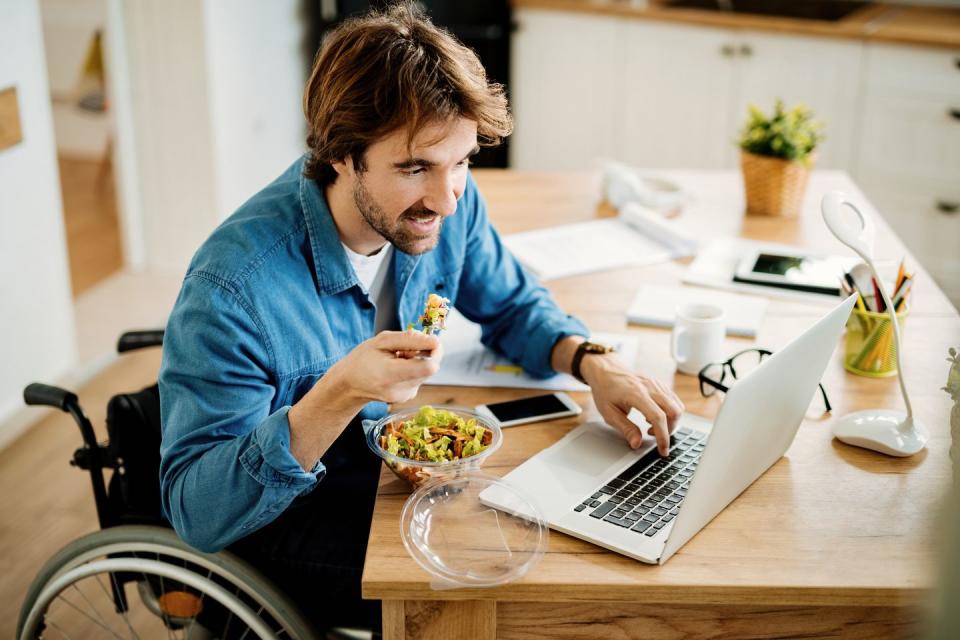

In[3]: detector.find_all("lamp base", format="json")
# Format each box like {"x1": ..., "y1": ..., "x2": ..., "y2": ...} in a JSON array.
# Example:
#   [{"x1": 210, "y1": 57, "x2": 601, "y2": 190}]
[{"x1": 831, "y1": 409, "x2": 928, "y2": 457}]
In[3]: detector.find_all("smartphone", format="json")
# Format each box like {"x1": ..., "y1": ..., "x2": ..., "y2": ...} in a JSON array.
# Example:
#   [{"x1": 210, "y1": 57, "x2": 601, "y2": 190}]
[
  {"x1": 475, "y1": 392, "x2": 582, "y2": 428},
  {"x1": 732, "y1": 249, "x2": 855, "y2": 296}
]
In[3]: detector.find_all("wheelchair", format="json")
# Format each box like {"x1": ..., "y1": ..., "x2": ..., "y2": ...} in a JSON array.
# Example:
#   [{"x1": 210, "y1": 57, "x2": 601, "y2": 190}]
[{"x1": 17, "y1": 330, "x2": 323, "y2": 640}]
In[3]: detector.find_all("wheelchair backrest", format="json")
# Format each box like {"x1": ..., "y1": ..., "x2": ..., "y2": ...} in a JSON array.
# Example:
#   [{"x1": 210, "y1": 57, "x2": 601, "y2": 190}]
[{"x1": 106, "y1": 383, "x2": 163, "y2": 524}]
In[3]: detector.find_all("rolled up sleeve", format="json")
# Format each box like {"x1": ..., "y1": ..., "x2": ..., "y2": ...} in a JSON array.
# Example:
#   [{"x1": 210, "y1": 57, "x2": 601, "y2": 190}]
[{"x1": 159, "y1": 273, "x2": 324, "y2": 552}]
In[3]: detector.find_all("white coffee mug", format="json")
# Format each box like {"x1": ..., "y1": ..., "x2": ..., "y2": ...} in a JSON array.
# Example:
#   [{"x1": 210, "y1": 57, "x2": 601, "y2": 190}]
[{"x1": 671, "y1": 303, "x2": 726, "y2": 376}]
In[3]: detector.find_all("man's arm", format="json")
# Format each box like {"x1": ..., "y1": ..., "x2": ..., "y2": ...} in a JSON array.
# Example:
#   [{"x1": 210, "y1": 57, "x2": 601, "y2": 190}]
[
  {"x1": 453, "y1": 174, "x2": 683, "y2": 454},
  {"x1": 287, "y1": 330, "x2": 442, "y2": 469},
  {"x1": 160, "y1": 275, "x2": 325, "y2": 552},
  {"x1": 161, "y1": 276, "x2": 443, "y2": 552}
]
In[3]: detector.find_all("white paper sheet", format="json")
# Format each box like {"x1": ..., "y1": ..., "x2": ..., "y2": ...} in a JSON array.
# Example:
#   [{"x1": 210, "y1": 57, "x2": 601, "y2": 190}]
[
  {"x1": 626, "y1": 284, "x2": 768, "y2": 338},
  {"x1": 425, "y1": 310, "x2": 640, "y2": 391},
  {"x1": 503, "y1": 203, "x2": 697, "y2": 281}
]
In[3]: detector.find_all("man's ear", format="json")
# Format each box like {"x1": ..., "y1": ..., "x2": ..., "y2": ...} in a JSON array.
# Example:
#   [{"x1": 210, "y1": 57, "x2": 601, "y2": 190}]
[{"x1": 330, "y1": 157, "x2": 351, "y2": 179}]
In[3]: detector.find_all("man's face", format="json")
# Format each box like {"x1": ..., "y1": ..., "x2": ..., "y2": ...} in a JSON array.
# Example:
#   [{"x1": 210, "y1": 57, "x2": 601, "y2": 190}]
[{"x1": 344, "y1": 118, "x2": 479, "y2": 255}]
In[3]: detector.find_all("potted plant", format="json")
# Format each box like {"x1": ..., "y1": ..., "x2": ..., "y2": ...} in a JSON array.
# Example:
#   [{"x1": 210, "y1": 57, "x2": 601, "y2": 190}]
[{"x1": 738, "y1": 99, "x2": 823, "y2": 218}]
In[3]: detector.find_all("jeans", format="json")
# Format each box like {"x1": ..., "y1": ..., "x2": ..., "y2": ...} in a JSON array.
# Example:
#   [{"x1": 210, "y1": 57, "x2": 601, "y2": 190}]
[{"x1": 228, "y1": 416, "x2": 383, "y2": 634}]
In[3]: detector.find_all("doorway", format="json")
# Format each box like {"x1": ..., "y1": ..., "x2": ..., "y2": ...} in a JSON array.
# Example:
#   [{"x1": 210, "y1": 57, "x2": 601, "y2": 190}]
[{"x1": 40, "y1": 0, "x2": 124, "y2": 297}]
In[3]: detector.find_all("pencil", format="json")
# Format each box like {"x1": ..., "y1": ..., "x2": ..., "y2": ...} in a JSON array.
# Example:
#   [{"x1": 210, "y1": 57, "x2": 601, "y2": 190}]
[
  {"x1": 488, "y1": 364, "x2": 523, "y2": 374},
  {"x1": 894, "y1": 259, "x2": 906, "y2": 296}
]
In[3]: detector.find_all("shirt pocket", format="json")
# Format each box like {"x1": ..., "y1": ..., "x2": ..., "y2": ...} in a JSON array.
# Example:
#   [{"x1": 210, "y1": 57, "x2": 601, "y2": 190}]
[{"x1": 426, "y1": 267, "x2": 462, "y2": 306}]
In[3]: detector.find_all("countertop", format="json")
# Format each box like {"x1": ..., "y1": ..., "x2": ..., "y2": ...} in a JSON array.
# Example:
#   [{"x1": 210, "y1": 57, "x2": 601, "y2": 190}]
[{"x1": 513, "y1": 0, "x2": 960, "y2": 49}]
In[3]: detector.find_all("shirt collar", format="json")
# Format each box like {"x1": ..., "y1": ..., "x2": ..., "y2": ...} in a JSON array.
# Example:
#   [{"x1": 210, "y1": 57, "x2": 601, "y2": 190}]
[{"x1": 299, "y1": 160, "x2": 358, "y2": 296}]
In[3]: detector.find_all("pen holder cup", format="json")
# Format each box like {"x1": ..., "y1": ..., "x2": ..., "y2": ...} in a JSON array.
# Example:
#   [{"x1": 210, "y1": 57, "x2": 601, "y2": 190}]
[{"x1": 843, "y1": 305, "x2": 909, "y2": 378}]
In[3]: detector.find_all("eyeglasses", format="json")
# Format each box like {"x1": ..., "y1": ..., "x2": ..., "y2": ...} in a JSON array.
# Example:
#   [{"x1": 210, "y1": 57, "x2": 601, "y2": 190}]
[{"x1": 697, "y1": 348, "x2": 832, "y2": 412}]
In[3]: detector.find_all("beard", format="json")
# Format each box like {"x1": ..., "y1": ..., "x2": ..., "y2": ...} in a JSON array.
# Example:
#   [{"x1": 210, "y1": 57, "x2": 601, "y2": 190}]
[{"x1": 352, "y1": 176, "x2": 443, "y2": 255}]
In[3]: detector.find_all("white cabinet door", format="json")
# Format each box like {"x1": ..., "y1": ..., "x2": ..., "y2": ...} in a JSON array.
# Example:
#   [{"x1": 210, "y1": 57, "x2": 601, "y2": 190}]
[
  {"x1": 861, "y1": 181, "x2": 960, "y2": 306},
  {"x1": 510, "y1": 9, "x2": 623, "y2": 170},
  {"x1": 857, "y1": 92, "x2": 960, "y2": 188},
  {"x1": 733, "y1": 31, "x2": 864, "y2": 170},
  {"x1": 619, "y1": 21, "x2": 738, "y2": 169}
]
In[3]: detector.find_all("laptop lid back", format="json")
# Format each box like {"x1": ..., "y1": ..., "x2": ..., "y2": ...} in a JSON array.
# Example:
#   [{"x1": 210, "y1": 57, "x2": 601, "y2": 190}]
[{"x1": 659, "y1": 295, "x2": 856, "y2": 564}]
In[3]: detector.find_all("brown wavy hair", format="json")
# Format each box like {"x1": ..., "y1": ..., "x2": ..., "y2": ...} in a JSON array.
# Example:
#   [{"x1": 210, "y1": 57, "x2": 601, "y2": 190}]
[{"x1": 303, "y1": 2, "x2": 512, "y2": 185}]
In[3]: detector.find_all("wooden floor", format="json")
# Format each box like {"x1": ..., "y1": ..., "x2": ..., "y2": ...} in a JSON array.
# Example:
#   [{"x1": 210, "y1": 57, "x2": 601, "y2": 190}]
[
  {"x1": 59, "y1": 155, "x2": 124, "y2": 297},
  {"x1": 0, "y1": 348, "x2": 161, "y2": 638}
]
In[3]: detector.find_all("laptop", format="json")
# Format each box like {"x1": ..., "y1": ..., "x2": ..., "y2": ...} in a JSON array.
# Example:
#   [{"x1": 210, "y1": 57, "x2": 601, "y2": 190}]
[{"x1": 480, "y1": 294, "x2": 856, "y2": 564}]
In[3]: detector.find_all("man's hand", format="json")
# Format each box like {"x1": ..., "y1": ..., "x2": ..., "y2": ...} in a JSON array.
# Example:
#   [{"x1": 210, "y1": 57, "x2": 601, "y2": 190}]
[
  {"x1": 287, "y1": 329, "x2": 443, "y2": 470},
  {"x1": 582, "y1": 354, "x2": 684, "y2": 456},
  {"x1": 326, "y1": 329, "x2": 444, "y2": 404}
]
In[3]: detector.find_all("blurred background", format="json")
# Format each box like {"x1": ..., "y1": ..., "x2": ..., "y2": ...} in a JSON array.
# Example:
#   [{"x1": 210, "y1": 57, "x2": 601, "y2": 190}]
[{"x1": 1, "y1": 0, "x2": 958, "y2": 447}]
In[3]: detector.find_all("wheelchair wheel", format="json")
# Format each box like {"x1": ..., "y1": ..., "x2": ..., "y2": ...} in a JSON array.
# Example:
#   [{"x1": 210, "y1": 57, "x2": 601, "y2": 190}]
[{"x1": 17, "y1": 525, "x2": 319, "y2": 640}]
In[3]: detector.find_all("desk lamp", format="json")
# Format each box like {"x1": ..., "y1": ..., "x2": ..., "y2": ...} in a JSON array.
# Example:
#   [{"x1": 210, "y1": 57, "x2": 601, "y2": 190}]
[{"x1": 820, "y1": 191, "x2": 928, "y2": 456}]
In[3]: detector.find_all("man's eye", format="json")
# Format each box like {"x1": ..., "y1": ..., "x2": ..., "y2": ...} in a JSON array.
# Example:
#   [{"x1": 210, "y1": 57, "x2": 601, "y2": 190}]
[{"x1": 404, "y1": 167, "x2": 425, "y2": 176}]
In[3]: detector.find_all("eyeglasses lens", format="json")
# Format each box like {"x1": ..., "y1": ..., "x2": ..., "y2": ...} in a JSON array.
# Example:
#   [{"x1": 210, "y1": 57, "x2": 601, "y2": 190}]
[
  {"x1": 729, "y1": 349, "x2": 767, "y2": 380},
  {"x1": 700, "y1": 362, "x2": 725, "y2": 397}
]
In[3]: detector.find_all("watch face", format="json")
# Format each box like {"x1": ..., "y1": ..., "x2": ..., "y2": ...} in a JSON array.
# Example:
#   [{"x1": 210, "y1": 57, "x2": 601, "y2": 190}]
[{"x1": 585, "y1": 342, "x2": 614, "y2": 354}]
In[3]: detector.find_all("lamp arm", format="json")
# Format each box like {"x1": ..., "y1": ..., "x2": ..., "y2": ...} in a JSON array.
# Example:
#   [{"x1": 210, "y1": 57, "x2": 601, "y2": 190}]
[{"x1": 863, "y1": 258, "x2": 913, "y2": 424}]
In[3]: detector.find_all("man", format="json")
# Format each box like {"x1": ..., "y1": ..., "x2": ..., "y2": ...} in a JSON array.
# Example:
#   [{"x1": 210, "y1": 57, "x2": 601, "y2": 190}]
[{"x1": 159, "y1": 2, "x2": 683, "y2": 633}]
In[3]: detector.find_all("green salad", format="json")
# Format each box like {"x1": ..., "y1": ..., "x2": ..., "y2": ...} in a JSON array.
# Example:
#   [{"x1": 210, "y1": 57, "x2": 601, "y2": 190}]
[{"x1": 379, "y1": 406, "x2": 492, "y2": 463}]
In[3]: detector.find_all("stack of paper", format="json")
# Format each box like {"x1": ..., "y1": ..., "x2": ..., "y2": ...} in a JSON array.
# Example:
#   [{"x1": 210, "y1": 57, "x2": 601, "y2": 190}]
[
  {"x1": 626, "y1": 285, "x2": 768, "y2": 338},
  {"x1": 504, "y1": 203, "x2": 697, "y2": 281}
]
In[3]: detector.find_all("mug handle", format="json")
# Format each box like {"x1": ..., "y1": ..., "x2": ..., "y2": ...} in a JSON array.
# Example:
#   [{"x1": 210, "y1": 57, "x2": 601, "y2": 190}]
[{"x1": 671, "y1": 327, "x2": 688, "y2": 365}]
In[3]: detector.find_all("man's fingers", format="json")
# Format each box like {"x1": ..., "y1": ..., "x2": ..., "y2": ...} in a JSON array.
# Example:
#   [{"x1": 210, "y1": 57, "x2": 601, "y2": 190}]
[
  {"x1": 602, "y1": 408, "x2": 644, "y2": 449},
  {"x1": 375, "y1": 329, "x2": 441, "y2": 354},
  {"x1": 630, "y1": 393, "x2": 670, "y2": 456},
  {"x1": 650, "y1": 381, "x2": 684, "y2": 433}
]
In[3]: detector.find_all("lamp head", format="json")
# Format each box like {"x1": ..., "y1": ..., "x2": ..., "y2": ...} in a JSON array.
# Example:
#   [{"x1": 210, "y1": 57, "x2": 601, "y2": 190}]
[{"x1": 821, "y1": 191, "x2": 876, "y2": 261}]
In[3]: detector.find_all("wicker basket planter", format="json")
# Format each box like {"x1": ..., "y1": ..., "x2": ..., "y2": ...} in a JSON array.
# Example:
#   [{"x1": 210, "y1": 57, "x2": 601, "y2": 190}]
[{"x1": 740, "y1": 150, "x2": 813, "y2": 218}]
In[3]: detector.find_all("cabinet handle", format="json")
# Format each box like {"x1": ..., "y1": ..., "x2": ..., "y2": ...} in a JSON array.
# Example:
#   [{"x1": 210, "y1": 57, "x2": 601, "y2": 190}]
[
  {"x1": 950, "y1": 108, "x2": 960, "y2": 121},
  {"x1": 739, "y1": 43, "x2": 753, "y2": 57},
  {"x1": 720, "y1": 44, "x2": 735, "y2": 58},
  {"x1": 936, "y1": 200, "x2": 959, "y2": 214}
]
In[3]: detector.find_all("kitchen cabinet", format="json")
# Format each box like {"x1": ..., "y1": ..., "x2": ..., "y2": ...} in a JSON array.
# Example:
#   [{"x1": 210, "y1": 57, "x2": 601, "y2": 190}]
[
  {"x1": 618, "y1": 20, "x2": 738, "y2": 169},
  {"x1": 511, "y1": 9, "x2": 862, "y2": 171},
  {"x1": 732, "y1": 31, "x2": 862, "y2": 169},
  {"x1": 509, "y1": 10, "x2": 621, "y2": 170},
  {"x1": 855, "y1": 43, "x2": 960, "y2": 305}
]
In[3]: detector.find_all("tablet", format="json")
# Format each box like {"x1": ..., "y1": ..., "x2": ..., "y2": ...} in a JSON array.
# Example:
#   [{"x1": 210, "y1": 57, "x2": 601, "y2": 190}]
[{"x1": 732, "y1": 249, "x2": 852, "y2": 296}]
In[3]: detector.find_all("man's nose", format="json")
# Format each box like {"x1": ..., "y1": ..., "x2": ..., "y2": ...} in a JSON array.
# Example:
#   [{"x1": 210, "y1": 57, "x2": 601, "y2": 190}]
[{"x1": 423, "y1": 172, "x2": 461, "y2": 217}]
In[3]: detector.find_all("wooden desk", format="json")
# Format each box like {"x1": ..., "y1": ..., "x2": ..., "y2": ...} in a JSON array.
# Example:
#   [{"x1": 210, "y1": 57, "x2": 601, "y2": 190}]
[{"x1": 362, "y1": 170, "x2": 960, "y2": 639}]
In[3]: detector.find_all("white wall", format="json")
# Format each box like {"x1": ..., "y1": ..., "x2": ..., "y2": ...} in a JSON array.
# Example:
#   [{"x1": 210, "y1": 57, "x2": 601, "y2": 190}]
[
  {"x1": 0, "y1": 0, "x2": 78, "y2": 440},
  {"x1": 112, "y1": 0, "x2": 307, "y2": 273},
  {"x1": 119, "y1": 1, "x2": 220, "y2": 274},
  {"x1": 204, "y1": 0, "x2": 306, "y2": 220}
]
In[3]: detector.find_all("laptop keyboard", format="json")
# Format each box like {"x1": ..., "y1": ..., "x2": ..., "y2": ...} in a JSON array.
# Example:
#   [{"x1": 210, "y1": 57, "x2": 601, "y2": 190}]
[{"x1": 572, "y1": 427, "x2": 707, "y2": 537}]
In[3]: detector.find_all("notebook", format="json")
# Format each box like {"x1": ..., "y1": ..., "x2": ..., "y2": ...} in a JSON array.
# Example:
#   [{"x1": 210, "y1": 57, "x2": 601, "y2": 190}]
[{"x1": 626, "y1": 285, "x2": 768, "y2": 338}]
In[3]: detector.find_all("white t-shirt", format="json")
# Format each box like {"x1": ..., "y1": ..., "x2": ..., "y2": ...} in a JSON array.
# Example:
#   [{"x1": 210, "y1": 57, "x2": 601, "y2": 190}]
[{"x1": 341, "y1": 242, "x2": 396, "y2": 334}]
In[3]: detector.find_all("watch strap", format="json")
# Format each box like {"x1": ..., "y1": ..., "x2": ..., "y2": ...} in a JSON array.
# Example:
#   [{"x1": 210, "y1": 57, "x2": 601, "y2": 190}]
[{"x1": 571, "y1": 340, "x2": 614, "y2": 384}]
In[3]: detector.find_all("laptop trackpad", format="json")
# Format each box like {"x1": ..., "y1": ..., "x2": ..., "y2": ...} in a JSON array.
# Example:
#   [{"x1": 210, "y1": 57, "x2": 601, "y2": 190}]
[{"x1": 548, "y1": 429, "x2": 628, "y2": 477}]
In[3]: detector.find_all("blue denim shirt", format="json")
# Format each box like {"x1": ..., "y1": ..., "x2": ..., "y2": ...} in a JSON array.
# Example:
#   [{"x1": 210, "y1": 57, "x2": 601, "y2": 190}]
[{"x1": 158, "y1": 157, "x2": 588, "y2": 552}]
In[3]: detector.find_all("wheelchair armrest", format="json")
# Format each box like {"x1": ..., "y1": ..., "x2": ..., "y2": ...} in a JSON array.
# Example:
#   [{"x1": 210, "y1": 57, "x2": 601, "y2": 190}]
[
  {"x1": 24, "y1": 383, "x2": 78, "y2": 412},
  {"x1": 117, "y1": 330, "x2": 165, "y2": 353}
]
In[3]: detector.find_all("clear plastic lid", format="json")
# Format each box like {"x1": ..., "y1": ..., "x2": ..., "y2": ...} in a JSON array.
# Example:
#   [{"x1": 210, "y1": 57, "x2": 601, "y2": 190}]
[{"x1": 399, "y1": 473, "x2": 548, "y2": 589}]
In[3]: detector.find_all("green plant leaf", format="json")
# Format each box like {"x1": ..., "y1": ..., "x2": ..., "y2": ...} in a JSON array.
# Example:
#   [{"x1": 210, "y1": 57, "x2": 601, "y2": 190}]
[{"x1": 738, "y1": 98, "x2": 823, "y2": 163}]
